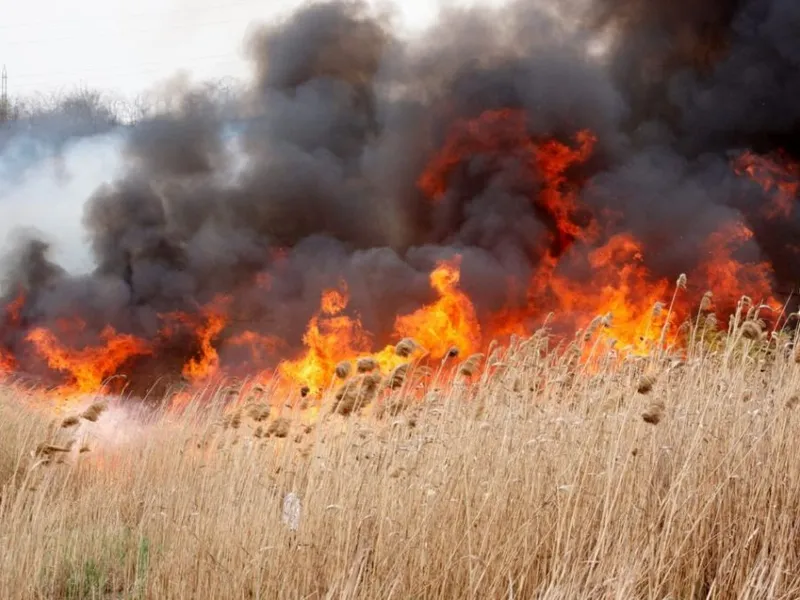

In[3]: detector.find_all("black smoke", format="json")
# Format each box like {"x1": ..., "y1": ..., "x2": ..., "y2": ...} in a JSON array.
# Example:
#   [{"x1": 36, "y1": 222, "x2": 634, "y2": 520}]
[{"x1": 1, "y1": 0, "x2": 798, "y2": 393}]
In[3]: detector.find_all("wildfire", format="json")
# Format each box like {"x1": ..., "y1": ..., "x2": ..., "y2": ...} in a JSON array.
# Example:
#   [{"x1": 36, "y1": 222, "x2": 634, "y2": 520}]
[
  {"x1": 419, "y1": 108, "x2": 597, "y2": 255},
  {"x1": 160, "y1": 297, "x2": 231, "y2": 383},
  {"x1": 394, "y1": 258, "x2": 481, "y2": 359},
  {"x1": 734, "y1": 150, "x2": 800, "y2": 219},
  {"x1": 0, "y1": 107, "x2": 796, "y2": 407},
  {"x1": 278, "y1": 283, "x2": 374, "y2": 393},
  {"x1": 25, "y1": 320, "x2": 152, "y2": 394}
]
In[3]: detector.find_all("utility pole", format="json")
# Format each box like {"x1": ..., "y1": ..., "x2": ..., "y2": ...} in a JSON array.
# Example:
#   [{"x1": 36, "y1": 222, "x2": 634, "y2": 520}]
[{"x1": 0, "y1": 66, "x2": 7, "y2": 123}]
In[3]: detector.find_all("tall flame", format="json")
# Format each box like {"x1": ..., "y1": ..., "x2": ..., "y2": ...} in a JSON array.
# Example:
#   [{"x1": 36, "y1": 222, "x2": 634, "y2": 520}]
[
  {"x1": 0, "y1": 108, "x2": 795, "y2": 404},
  {"x1": 25, "y1": 320, "x2": 152, "y2": 394},
  {"x1": 394, "y1": 258, "x2": 481, "y2": 359},
  {"x1": 278, "y1": 283, "x2": 373, "y2": 393}
]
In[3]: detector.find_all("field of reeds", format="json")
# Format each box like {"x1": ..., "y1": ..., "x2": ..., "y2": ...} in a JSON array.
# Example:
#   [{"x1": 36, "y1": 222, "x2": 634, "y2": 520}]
[{"x1": 2, "y1": 303, "x2": 800, "y2": 599}]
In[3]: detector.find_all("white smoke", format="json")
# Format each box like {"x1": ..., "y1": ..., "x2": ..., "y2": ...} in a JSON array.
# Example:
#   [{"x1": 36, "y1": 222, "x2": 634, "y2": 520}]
[{"x1": 0, "y1": 131, "x2": 127, "y2": 274}]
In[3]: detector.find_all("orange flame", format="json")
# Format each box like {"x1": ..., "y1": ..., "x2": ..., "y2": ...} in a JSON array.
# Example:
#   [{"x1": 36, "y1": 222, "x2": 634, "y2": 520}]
[
  {"x1": 394, "y1": 258, "x2": 481, "y2": 359},
  {"x1": 25, "y1": 320, "x2": 152, "y2": 394},
  {"x1": 734, "y1": 150, "x2": 800, "y2": 219},
  {"x1": 0, "y1": 109, "x2": 792, "y2": 404},
  {"x1": 278, "y1": 283, "x2": 373, "y2": 393},
  {"x1": 160, "y1": 297, "x2": 230, "y2": 383}
]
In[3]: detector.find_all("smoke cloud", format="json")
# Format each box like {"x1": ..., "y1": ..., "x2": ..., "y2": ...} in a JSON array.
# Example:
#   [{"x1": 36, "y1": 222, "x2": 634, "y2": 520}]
[{"x1": 1, "y1": 0, "x2": 798, "y2": 393}]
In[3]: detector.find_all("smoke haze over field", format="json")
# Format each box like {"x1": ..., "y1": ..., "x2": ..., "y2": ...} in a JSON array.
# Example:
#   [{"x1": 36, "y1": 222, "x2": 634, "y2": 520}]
[{"x1": 1, "y1": 0, "x2": 799, "y2": 394}]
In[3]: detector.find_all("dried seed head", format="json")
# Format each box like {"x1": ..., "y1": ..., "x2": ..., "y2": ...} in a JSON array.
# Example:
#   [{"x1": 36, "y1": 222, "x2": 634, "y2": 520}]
[
  {"x1": 254, "y1": 426, "x2": 265, "y2": 438},
  {"x1": 229, "y1": 411, "x2": 242, "y2": 429},
  {"x1": 335, "y1": 361, "x2": 352, "y2": 379},
  {"x1": 395, "y1": 338, "x2": 418, "y2": 358},
  {"x1": 705, "y1": 313, "x2": 718, "y2": 329},
  {"x1": 740, "y1": 320, "x2": 763, "y2": 341},
  {"x1": 600, "y1": 312, "x2": 613, "y2": 328},
  {"x1": 459, "y1": 353, "x2": 485, "y2": 377},
  {"x1": 356, "y1": 357, "x2": 379, "y2": 373},
  {"x1": 677, "y1": 273, "x2": 687, "y2": 290},
  {"x1": 585, "y1": 315, "x2": 603, "y2": 338},
  {"x1": 61, "y1": 415, "x2": 80, "y2": 428},
  {"x1": 642, "y1": 400, "x2": 665, "y2": 425},
  {"x1": 787, "y1": 395, "x2": 800, "y2": 410},
  {"x1": 300, "y1": 385, "x2": 310, "y2": 398},
  {"x1": 652, "y1": 302, "x2": 666, "y2": 318},
  {"x1": 637, "y1": 374, "x2": 657, "y2": 394},
  {"x1": 387, "y1": 363, "x2": 409, "y2": 389},
  {"x1": 700, "y1": 291, "x2": 713, "y2": 312},
  {"x1": 447, "y1": 346, "x2": 460, "y2": 358},
  {"x1": 35, "y1": 440, "x2": 74, "y2": 457},
  {"x1": 334, "y1": 373, "x2": 382, "y2": 415},
  {"x1": 267, "y1": 417, "x2": 291, "y2": 438},
  {"x1": 246, "y1": 403, "x2": 271, "y2": 422},
  {"x1": 80, "y1": 401, "x2": 108, "y2": 422}
]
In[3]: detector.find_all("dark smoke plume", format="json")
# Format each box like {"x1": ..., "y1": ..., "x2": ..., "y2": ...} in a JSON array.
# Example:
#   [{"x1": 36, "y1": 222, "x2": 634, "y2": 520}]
[{"x1": 1, "y1": 0, "x2": 799, "y2": 393}]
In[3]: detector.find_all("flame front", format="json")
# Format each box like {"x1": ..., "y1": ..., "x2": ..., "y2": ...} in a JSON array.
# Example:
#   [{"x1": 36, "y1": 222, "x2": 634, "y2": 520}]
[
  {"x1": 0, "y1": 107, "x2": 795, "y2": 405},
  {"x1": 394, "y1": 259, "x2": 481, "y2": 359},
  {"x1": 278, "y1": 284, "x2": 373, "y2": 393},
  {"x1": 25, "y1": 320, "x2": 152, "y2": 395}
]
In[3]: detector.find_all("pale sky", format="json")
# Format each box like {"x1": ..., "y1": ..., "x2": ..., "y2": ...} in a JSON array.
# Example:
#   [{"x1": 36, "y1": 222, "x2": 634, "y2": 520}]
[{"x1": 1, "y1": 0, "x2": 445, "y2": 101}]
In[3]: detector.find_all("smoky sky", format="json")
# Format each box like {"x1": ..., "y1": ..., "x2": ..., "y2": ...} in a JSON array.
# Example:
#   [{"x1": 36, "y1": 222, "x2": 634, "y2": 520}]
[{"x1": 1, "y1": 0, "x2": 798, "y2": 390}]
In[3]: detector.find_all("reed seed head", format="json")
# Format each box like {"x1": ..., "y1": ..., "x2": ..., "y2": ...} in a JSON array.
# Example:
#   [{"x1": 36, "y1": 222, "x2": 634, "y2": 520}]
[
  {"x1": 61, "y1": 415, "x2": 80, "y2": 428},
  {"x1": 459, "y1": 353, "x2": 485, "y2": 377},
  {"x1": 637, "y1": 374, "x2": 657, "y2": 394},
  {"x1": 395, "y1": 338, "x2": 418, "y2": 358},
  {"x1": 335, "y1": 361, "x2": 352, "y2": 379},
  {"x1": 642, "y1": 400, "x2": 665, "y2": 425},
  {"x1": 80, "y1": 401, "x2": 108, "y2": 422},
  {"x1": 356, "y1": 357, "x2": 379, "y2": 373}
]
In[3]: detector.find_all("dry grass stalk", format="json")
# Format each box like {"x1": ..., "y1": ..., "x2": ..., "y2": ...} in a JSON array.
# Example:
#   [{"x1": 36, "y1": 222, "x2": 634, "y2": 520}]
[
  {"x1": 4, "y1": 315, "x2": 800, "y2": 598},
  {"x1": 35, "y1": 440, "x2": 74, "y2": 457}
]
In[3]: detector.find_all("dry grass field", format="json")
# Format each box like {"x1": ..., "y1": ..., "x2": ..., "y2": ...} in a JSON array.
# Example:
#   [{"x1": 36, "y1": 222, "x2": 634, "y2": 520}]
[{"x1": 2, "y1": 313, "x2": 800, "y2": 599}]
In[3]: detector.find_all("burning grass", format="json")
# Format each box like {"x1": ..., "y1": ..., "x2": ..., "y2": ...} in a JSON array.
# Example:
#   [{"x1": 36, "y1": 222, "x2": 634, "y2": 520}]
[{"x1": 1, "y1": 308, "x2": 800, "y2": 598}]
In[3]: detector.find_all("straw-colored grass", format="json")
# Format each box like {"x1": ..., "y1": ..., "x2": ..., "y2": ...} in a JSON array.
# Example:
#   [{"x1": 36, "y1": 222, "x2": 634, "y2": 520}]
[{"x1": 2, "y1": 312, "x2": 800, "y2": 599}]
